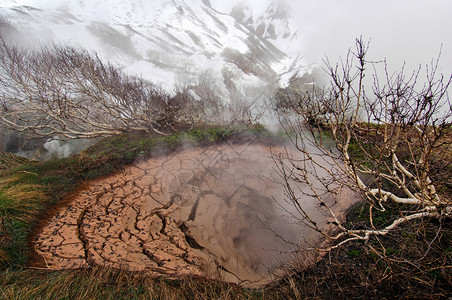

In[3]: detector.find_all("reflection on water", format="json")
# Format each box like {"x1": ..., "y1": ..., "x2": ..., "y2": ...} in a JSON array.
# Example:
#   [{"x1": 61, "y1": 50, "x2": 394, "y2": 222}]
[{"x1": 34, "y1": 140, "x2": 357, "y2": 287}]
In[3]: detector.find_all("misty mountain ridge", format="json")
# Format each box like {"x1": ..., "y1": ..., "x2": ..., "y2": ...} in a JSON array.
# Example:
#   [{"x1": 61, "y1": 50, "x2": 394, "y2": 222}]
[{"x1": 0, "y1": 0, "x2": 306, "y2": 99}]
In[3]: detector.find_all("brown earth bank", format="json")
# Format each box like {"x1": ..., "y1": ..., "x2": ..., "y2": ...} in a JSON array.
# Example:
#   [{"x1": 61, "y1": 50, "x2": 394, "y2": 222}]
[{"x1": 32, "y1": 140, "x2": 359, "y2": 288}]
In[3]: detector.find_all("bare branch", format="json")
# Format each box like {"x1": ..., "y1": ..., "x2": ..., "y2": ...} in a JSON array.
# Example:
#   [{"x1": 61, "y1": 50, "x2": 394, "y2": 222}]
[
  {"x1": 0, "y1": 37, "x2": 196, "y2": 139},
  {"x1": 273, "y1": 37, "x2": 452, "y2": 255}
]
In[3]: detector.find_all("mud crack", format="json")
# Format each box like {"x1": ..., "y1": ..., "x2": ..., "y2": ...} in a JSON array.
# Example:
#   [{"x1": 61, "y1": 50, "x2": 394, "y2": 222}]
[{"x1": 33, "y1": 143, "x2": 346, "y2": 287}]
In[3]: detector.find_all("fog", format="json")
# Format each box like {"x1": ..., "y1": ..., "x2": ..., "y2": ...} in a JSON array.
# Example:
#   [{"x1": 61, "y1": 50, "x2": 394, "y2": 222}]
[
  {"x1": 2, "y1": 0, "x2": 451, "y2": 152},
  {"x1": 212, "y1": 0, "x2": 452, "y2": 76},
  {"x1": 4, "y1": 0, "x2": 451, "y2": 82}
]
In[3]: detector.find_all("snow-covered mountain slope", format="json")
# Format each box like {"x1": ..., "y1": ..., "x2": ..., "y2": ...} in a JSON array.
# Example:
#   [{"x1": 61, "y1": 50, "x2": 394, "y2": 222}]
[
  {"x1": 0, "y1": 0, "x2": 306, "y2": 95},
  {"x1": 228, "y1": 0, "x2": 304, "y2": 83}
]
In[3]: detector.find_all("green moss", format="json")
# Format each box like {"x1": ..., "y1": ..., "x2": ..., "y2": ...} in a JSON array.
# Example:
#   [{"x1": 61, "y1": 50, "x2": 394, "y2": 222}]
[
  {"x1": 346, "y1": 250, "x2": 361, "y2": 257},
  {"x1": 444, "y1": 246, "x2": 452, "y2": 258},
  {"x1": 385, "y1": 248, "x2": 398, "y2": 256}
]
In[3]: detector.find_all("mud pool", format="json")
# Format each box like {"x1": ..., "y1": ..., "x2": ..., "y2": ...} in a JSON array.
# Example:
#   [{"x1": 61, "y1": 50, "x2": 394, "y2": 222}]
[{"x1": 33, "y1": 141, "x2": 356, "y2": 287}]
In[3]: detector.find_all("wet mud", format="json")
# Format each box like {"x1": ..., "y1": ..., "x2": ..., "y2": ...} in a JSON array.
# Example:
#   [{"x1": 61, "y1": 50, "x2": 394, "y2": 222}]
[{"x1": 33, "y1": 142, "x2": 356, "y2": 287}]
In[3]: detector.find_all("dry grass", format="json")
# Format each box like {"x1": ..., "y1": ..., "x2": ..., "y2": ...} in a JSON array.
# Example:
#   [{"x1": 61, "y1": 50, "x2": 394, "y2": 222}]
[
  {"x1": 0, "y1": 173, "x2": 47, "y2": 266},
  {"x1": 0, "y1": 217, "x2": 6, "y2": 263},
  {"x1": 0, "y1": 267, "x2": 263, "y2": 300}
]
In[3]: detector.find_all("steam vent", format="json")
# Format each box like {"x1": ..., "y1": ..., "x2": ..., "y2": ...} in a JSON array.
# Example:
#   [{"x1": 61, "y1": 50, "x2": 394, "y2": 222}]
[{"x1": 33, "y1": 140, "x2": 354, "y2": 287}]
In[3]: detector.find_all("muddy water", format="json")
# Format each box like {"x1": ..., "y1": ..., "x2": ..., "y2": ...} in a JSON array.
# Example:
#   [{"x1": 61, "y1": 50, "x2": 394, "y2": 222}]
[{"x1": 33, "y1": 142, "x2": 356, "y2": 287}]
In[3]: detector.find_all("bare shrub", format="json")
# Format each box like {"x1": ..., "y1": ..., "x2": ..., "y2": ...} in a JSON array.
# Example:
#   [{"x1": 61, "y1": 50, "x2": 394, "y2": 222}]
[
  {"x1": 274, "y1": 37, "x2": 452, "y2": 253},
  {"x1": 0, "y1": 37, "x2": 194, "y2": 139}
]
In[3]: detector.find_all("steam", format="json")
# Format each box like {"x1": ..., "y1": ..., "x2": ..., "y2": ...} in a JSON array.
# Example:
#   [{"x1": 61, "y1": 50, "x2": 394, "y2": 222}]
[
  {"x1": 2, "y1": 0, "x2": 451, "y2": 156},
  {"x1": 33, "y1": 139, "x2": 360, "y2": 286},
  {"x1": 43, "y1": 136, "x2": 72, "y2": 158}
]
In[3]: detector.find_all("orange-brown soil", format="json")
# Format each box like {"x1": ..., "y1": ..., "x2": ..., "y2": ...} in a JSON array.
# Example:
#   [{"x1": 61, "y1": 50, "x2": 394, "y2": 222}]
[{"x1": 33, "y1": 142, "x2": 357, "y2": 287}]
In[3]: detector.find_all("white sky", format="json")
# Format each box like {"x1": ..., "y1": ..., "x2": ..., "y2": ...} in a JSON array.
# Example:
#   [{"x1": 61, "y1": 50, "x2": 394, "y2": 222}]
[{"x1": 211, "y1": 0, "x2": 452, "y2": 77}]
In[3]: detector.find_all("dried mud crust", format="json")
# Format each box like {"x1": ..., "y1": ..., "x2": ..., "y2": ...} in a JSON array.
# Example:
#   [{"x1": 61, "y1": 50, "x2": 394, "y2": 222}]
[{"x1": 33, "y1": 142, "x2": 354, "y2": 287}]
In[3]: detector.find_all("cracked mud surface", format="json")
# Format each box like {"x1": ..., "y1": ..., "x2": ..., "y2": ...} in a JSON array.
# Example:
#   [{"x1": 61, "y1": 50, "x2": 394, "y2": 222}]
[{"x1": 33, "y1": 142, "x2": 355, "y2": 287}]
